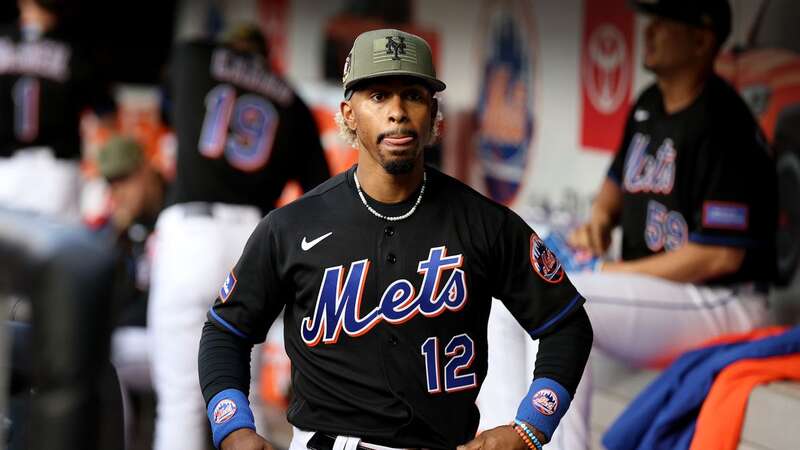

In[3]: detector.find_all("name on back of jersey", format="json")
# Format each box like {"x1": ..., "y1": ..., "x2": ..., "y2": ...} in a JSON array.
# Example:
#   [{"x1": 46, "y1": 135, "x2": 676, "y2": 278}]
[
  {"x1": 0, "y1": 38, "x2": 70, "y2": 81},
  {"x1": 301, "y1": 246, "x2": 468, "y2": 347},
  {"x1": 210, "y1": 47, "x2": 293, "y2": 106}
]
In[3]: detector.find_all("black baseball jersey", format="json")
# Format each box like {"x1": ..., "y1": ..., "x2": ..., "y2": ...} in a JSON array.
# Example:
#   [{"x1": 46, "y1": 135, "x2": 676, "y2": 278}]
[
  {"x1": 608, "y1": 74, "x2": 777, "y2": 284},
  {"x1": 167, "y1": 41, "x2": 329, "y2": 215},
  {"x1": 208, "y1": 166, "x2": 584, "y2": 449},
  {"x1": 0, "y1": 24, "x2": 112, "y2": 159}
]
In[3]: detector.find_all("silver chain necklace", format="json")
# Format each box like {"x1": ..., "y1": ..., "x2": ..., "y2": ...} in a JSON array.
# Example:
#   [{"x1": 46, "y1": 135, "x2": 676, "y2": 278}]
[{"x1": 353, "y1": 171, "x2": 426, "y2": 222}]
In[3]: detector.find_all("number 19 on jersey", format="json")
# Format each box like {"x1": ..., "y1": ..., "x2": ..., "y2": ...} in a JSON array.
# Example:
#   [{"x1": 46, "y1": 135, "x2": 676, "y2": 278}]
[{"x1": 198, "y1": 83, "x2": 279, "y2": 172}]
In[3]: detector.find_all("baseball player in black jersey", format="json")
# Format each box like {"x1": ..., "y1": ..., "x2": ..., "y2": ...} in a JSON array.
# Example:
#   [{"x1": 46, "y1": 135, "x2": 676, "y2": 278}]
[
  {"x1": 198, "y1": 29, "x2": 592, "y2": 450},
  {"x1": 0, "y1": 0, "x2": 113, "y2": 219},
  {"x1": 535, "y1": 1, "x2": 777, "y2": 449},
  {"x1": 149, "y1": 25, "x2": 330, "y2": 450}
]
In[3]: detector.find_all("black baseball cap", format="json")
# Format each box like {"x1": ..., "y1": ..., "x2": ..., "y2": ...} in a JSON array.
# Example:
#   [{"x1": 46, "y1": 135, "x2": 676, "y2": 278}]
[{"x1": 630, "y1": 0, "x2": 731, "y2": 45}]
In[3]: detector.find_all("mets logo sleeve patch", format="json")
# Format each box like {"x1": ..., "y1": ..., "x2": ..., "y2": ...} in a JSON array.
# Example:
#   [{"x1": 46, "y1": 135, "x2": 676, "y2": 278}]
[{"x1": 530, "y1": 232, "x2": 564, "y2": 284}]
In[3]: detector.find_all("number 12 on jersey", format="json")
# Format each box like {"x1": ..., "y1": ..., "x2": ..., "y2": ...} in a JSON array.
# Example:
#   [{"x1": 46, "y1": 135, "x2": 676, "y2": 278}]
[
  {"x1": 198, "y1": 84, "x2": 279, "y2": 172},
  {"x1": 421, "y1": 334, "x2": 477, "y2": 394}
]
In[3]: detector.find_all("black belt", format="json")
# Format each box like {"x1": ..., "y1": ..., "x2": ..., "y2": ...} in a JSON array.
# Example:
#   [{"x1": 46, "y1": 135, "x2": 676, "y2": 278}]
[{"x1": 307, "y1": 432, "x2": 372, "y2": 450}]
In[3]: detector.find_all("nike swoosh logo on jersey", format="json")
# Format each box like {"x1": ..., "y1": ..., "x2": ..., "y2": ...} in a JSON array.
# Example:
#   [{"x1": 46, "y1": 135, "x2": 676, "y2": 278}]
[{"x1": 301, "y1": 232, "x2": 333, "y2": 251}]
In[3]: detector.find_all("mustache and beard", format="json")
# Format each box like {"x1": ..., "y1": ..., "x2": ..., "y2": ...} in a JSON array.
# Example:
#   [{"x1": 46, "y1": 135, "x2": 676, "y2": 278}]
[{"x1": 376, "y1": 128, "x2": 420, "y2": 175}]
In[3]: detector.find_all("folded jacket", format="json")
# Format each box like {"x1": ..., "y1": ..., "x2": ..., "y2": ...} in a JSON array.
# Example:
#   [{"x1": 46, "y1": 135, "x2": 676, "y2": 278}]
[{"x1": 602, "y1": 326, "x2": 800, "y2": 450}]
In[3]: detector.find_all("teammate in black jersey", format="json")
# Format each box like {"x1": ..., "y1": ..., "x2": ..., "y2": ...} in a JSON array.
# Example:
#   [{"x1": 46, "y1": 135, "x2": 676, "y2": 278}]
[
  {"x1": 149, "y1": 24, "x2": 330, "y2": 450},
  {"x1": 554, "y1": 2, "x2": 778, "y2": 449},
  {"x1": 0, "y1": 0, "x2": 112, "y2": 159},
  {"x1": 198, "y1": 28, "x2": 592, "y2": 450},
  {"x1": 165, "y1": 28, "x2": 329, "y2": 215},
  {"x1": 0, "y1": 0, "x2": 113, "y2": 219}
]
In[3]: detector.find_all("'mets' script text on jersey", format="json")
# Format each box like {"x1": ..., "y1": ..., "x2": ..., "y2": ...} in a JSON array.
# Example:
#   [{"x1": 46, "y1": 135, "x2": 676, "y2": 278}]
[{"x1": 301, "y1": 246, "x2": 468, "y2": 346}]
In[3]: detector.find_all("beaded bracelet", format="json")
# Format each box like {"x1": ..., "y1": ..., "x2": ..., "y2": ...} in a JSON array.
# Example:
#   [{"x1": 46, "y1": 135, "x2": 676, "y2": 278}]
[
  {"x1": 514, "y1": 419, "x2": 544, "y2": 450},
  {"x1": 512, "y1": 424, "x2": 537, "y2": 450}
]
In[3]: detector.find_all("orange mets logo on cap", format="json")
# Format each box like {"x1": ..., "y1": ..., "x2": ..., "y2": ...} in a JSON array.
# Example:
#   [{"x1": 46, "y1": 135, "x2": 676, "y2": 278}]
[
  {"x1": 213, "y1": 398, "x2": 237, "y2": 424},
  {"x1": 530, "y1": 232, "x2": 564, "y2": 284}
]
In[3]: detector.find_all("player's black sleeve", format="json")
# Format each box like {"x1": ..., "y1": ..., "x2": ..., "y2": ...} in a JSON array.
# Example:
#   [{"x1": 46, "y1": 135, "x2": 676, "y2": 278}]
[
  {"x1": 199, "y1": 213, "x2": 285, "y2": 404},
  {"x1": 533, "y1": 306, "x2": 592, "y2": 397},
  {"x1": 199, "y1": 320, "x2": 254, "y2": 404},
  {"x1": 688, "y1": 126, "x2": 776, "y2": 249},
  {"x1": 291, "y1": 99, "x2": 331, "y2": 192},
  {"x1": 490, "y1": 209, "x2": 585, "y2": 338},
  {"x1": 207, "y1": 213, "x2": 285, "y2": 343},
  {"x1": 490, "y1": 209, "x2": 591, "y2": 400}
]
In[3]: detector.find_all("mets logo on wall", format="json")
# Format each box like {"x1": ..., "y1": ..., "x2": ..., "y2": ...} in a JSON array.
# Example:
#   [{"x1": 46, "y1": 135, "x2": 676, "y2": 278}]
[
  {"x1": 213, "y1": 399, "x2": 237, "y2": 424},
  {"x1": 475, "y1": 0, "x2": 537, "y2": 205},
  {"x1": 530, "y1": 233, "x2": 564, "y2": 283},
  {"x1": 532, "y1": 388, "x2": 559, "y2": 416}
]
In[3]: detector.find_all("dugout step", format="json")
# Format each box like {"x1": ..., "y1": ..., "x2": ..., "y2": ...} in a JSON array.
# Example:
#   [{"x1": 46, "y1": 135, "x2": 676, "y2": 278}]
[{"x1": 740, "y1": 381, "x2": 800, "y2": 450}]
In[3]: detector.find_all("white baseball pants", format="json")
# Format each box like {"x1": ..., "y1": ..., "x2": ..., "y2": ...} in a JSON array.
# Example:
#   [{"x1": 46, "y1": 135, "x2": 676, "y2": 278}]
[
  {"x1": 289, "y1": 427, "x2": 410, "y2": 450},
  {"x1": 148, "y1": 202, "x2": 263, "y2": 450}
]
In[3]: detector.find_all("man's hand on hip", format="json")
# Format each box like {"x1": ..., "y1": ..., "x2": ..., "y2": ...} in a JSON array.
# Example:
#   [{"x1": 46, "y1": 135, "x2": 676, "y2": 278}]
[
  {"x1": 457, "y1": 425, "x2": 538, "y2": 450},
  {"x1": 221, "y1": 429, "x2": 274, "y2": 450}
]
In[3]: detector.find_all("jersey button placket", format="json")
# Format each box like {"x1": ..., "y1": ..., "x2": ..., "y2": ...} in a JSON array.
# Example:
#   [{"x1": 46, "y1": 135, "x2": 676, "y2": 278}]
[
  {"x1": 386, "y1": 253, "x2": 397, "y2": 264},
  {"x1": 384, "y1": 226, "x2": 395, "y2": 236}
]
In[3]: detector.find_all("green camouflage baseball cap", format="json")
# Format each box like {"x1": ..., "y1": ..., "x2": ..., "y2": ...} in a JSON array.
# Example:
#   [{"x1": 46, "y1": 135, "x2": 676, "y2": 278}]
[
  {"x1": 97, "y1": 136, "x2": 144, "y2": 181},
  {"x1": 342, "y1": 28, "x2": 446, "y2": 98}
]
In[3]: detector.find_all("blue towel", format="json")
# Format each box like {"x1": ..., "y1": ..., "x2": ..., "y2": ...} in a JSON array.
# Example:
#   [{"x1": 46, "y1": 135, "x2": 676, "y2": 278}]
[{"x1": 602, "y1": 326, "x2": 800, "y2": 450}]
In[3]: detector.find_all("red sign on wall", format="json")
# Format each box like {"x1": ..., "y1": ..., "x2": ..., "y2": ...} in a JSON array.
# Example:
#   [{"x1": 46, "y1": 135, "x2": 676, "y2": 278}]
[{"x1": 580, "y1": 0, "x2": 634, "y2": 152}]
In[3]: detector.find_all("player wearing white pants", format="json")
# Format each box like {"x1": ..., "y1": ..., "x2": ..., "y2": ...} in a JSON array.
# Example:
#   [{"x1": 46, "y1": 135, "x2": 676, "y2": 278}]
[
  {"x1": 155, "y1": 25, "x2": 329, "y2": 449},
  {"x1": 0, "y1": 1, "x2": 113, "y2": 224},
  {"x1": 477, "y1": 272, "x2": 769, "y2": 450},
  {"x1": 148, "y1": 202, "x2": 264, "y2": 450},
  {"x1": 537, "y1": 2, "x2": 775, "y2": 448}
]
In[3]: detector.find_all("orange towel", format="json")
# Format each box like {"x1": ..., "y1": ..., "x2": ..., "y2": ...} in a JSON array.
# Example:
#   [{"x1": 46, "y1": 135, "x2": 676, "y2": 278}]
[{"x1": 689, "y1": 353, "x2": 800, "y2": 450}]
